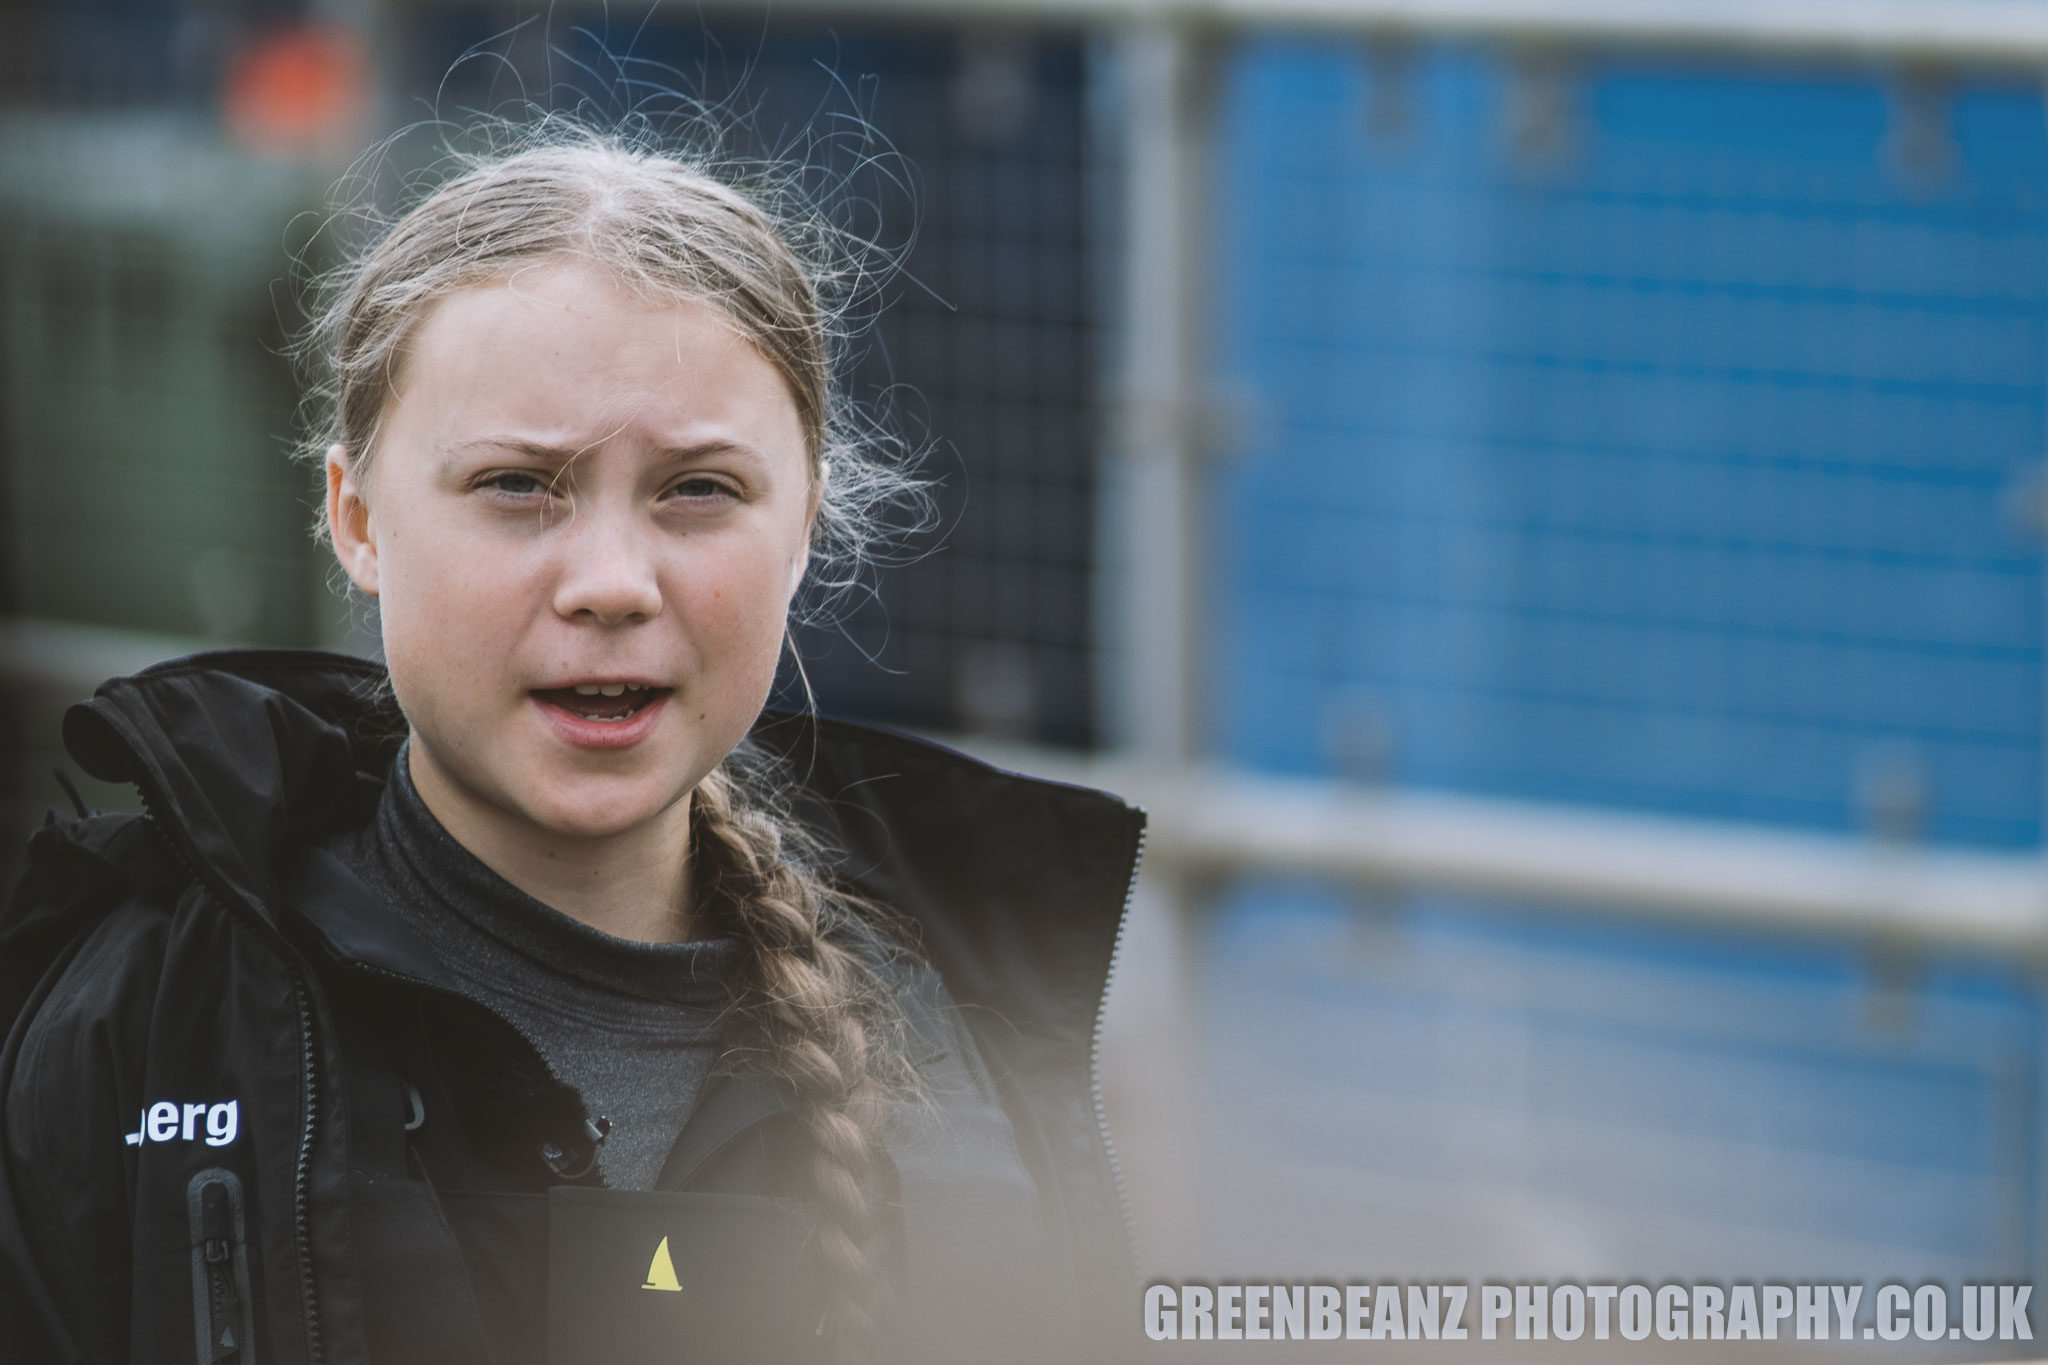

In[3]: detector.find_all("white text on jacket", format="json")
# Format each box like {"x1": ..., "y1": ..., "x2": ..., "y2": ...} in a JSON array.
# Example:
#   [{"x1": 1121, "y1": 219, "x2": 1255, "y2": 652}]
[{"x1": 123, "y1": 1100, "x2": 238, "y2": 1147}]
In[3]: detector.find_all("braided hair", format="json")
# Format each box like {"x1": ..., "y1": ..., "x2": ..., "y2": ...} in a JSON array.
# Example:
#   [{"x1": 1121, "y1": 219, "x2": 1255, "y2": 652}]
[
  {"x1": 691, "y1": 749, "x2": 918, "y2": 1357},
  {"x1": 300, "y1": 118, "x2": 931, "y2": 1359}
]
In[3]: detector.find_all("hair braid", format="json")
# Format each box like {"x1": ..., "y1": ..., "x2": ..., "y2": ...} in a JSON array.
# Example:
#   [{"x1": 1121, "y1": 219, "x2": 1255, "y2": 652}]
[
  {"x1": 299, "y1": 119, "x2": 937, "y2": 1357},
  {"x1": 691, "y1": 754, "x2": 911, "y2": 1363}
]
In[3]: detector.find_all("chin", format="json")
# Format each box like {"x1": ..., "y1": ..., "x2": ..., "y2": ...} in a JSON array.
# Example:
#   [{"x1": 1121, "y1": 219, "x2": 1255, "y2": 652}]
[{"x1": 520, "y1": 773, "x2": 692, "y2": 841}]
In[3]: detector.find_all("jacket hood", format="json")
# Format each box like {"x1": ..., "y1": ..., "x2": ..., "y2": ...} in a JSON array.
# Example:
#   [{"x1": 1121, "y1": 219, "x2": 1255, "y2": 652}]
[{"x1": 61, "y1": 647, "x2": 1146, "y2": 1073}]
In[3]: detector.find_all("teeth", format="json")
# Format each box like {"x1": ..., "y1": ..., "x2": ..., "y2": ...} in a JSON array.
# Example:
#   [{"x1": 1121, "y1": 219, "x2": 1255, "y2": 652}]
[{"x1": 556, "y1": 682, "x2": 658, "y2": 703}]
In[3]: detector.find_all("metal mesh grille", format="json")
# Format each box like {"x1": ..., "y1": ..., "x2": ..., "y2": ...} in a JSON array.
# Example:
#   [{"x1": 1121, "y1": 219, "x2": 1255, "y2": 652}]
[{"x1": 408, "y1": 12, "x2": 1102, "y2": 746}]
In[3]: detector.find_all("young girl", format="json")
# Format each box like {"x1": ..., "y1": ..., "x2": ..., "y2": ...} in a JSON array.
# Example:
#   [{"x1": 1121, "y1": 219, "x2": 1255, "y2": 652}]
[{"x1": 0, "y1": 126, "x2": 1144, "y2": 1365}]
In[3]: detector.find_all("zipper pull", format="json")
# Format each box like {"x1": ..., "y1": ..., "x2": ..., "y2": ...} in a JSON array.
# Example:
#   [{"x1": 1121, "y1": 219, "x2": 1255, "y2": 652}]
[
  {"x1": 190, "y1": 1172, "x2": 249, "y2": 1363},
  {"x1": 201, "y1": 1181, "x2": 232, "y2": 1261}
]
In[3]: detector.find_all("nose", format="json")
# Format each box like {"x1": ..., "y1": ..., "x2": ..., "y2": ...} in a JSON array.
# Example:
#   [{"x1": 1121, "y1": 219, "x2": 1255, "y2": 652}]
[{"x1": 549, "y1": 509, "x2": 664, "y2": 626}]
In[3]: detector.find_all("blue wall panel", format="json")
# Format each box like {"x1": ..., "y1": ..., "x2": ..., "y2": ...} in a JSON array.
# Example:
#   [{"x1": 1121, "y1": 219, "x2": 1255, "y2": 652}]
[
  {"x1": 1195, "y1": 882, "x2": 2042, "y2": 1280},
  {"x1": 1197, "y1": 46, "x2": 2048, "y2": 1286},
  {"x1": 1213, "y1": 45, "x2": 2048, "y2": 847}
]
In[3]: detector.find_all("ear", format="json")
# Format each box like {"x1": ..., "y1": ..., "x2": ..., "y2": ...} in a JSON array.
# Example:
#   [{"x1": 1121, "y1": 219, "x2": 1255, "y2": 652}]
[
  {"x1": 326, "y1": 444, "x2": 380, "y2": 597},
  {"x1": 788, "y1": 461, "x2": 824, "y2": 599},
  {"x1": 785, "y1": 541, "x2": 810, "y2": 600}
]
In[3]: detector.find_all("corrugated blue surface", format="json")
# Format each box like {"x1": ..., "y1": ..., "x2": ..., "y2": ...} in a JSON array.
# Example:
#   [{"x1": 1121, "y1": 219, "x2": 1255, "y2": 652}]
[
  {"x1": 1213, "y1": 45, "x2": 2048, "y2": 847},
  {"x1": 1196, "y1": 46, "x2": 2048, "y2": 1288},
  {"x1": 1196, "y1": 881, "x2": 2042, "y2": 1280}
]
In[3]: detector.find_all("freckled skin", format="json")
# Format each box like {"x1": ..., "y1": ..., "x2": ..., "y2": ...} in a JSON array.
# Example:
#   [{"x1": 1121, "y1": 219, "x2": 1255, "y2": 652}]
[{"x1": 325, "y1": 259, "x2": 814, "y2": 941}]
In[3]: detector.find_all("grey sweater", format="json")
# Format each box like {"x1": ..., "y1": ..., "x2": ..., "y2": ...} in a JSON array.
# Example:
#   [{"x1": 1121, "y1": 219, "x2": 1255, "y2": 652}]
[{"x1": 323, "y1": 746, "x2": 739, "y2": 1190}]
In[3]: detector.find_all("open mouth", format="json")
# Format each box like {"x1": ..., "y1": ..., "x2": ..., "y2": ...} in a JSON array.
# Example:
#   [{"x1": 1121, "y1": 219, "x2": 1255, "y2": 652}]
[{"x1": 531, "y1": 682, "x2": 671, "y2": 724}]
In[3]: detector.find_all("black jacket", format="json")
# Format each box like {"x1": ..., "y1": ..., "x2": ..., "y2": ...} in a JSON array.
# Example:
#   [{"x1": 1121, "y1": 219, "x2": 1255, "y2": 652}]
[{"x1": 0, "y1": 650, "x2": 1146, "y2": 1364}]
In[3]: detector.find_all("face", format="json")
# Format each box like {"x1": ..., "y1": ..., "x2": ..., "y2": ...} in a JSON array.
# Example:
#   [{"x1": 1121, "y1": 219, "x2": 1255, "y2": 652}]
[{"x1": 326, "y1": 257, "x2": 814, "y2": 848}]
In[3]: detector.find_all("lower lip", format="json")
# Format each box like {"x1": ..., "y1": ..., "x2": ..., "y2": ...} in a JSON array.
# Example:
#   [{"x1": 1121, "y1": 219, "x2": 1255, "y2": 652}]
[{"x1": 532, "y1": 690, "x2": 670, "y2": 750}]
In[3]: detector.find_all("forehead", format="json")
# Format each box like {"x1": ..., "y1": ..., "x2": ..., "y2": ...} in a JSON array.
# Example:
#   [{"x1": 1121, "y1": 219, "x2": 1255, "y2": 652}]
[{"x1": 385, "y1": 257, "x2": 807, "y2": 460}]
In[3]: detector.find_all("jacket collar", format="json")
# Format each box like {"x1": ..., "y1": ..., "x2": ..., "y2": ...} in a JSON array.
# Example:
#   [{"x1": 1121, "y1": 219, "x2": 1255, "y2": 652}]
[{"x1": 62, "y1": 648, "x2": 1146, "y2": 1066}]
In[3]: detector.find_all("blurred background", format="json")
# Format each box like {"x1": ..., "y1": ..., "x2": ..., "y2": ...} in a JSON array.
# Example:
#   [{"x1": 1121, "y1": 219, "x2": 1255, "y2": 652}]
[{"x1": 6, "y1": 0, "x2": 2048, "y2": 1358}]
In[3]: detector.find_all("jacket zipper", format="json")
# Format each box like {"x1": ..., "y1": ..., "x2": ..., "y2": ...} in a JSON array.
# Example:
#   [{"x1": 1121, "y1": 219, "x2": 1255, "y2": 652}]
[
  {"x1": 1088, "y1": 814, "x2": 1147, "y2": 1269},
  {"x1": 124, "y1": 764, "x2": 326, "y2": 1365},
  {"x1": 187, "y1": 1168, "x2": 257, "y2": 1363}
]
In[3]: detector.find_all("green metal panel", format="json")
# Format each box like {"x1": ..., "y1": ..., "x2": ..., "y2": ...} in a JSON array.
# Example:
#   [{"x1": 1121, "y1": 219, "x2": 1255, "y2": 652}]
[{"x1": 0, "y1": 113, "x2": 329, "y2": 645}]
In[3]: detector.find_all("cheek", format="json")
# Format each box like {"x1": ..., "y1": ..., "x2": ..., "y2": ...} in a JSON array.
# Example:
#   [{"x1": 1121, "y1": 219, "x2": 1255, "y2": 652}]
[
  {"x1": 374, "y1": 519, "x2": 533, "y2": 713},
  {"x1": 676, "y1": 542, "x2": 797, "y2": 677}
]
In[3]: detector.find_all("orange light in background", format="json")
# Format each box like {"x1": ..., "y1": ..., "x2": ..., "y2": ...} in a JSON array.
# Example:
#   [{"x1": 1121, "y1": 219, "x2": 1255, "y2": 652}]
[{"x1": 222, "y1": 23, "x2": 369, "y2": 156}]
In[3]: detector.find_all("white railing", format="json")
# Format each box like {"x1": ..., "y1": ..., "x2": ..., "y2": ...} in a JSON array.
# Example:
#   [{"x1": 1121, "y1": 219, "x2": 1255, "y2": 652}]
[
  {"x1": 681, "y1": 0, "x2": 2048, "y2": 64},
  {"x1": 957, "y1": 739, "x2": 2048, "y2": 952}
]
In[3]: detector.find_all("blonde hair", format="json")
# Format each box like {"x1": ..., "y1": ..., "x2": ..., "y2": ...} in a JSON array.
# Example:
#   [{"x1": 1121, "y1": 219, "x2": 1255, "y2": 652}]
[
  {"x1": 299, "y1": 120, "x2": 926, "y2": 1359},
  {"x1": 302, "y1": 119, "x2": 924, "y2": 607}
]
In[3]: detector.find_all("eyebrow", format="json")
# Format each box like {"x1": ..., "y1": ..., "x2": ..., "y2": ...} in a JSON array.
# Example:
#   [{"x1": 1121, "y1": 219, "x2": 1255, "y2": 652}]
[{"x1": 449, "y1": 437, "x2": 765, "y2": 465}]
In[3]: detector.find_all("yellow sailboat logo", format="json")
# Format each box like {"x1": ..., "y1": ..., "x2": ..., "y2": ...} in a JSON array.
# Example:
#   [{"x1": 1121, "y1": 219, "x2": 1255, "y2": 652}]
[{"x1": 641, "y1": 1236, "x2": 682, "y2": 1292}]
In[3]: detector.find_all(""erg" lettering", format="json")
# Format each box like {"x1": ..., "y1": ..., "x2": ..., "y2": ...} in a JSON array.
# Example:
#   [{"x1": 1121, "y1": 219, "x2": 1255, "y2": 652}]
[{"x1": 123, "y1": 1099, "x2": 238, "y2": 1147}]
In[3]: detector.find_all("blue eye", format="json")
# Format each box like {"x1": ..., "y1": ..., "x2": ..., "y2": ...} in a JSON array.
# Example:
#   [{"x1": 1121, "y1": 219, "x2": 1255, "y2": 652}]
[
  {"x1": 484, "y1": 471, "x2": 547, "y2": 496},
  {"x1": 669, "y1": 476, "x2": 736, "y2": 501}
]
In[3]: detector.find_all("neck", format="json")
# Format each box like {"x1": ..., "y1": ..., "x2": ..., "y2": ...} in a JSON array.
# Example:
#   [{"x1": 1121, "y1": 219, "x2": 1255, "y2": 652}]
[{"x1": 405, "y1": 743, "x2": 699, "y2": 943}]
